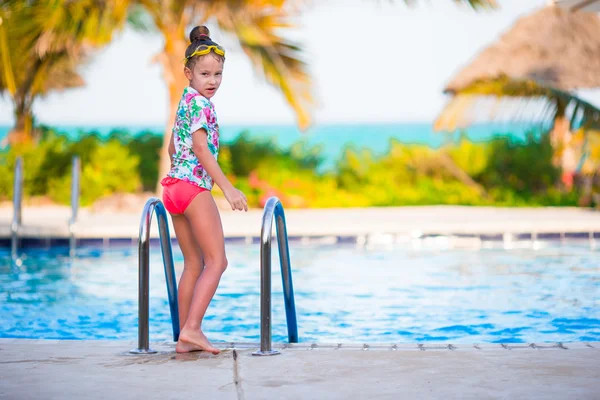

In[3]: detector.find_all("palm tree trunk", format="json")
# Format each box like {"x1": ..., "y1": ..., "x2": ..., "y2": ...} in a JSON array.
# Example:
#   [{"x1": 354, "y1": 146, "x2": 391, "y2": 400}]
[
  {"x1": 577, "y1": 173, "x2": 594, "y2": 207},
  {"x1": 8, "y1": 97, "x2": 34, "y2": 145},
  {"x1": 7, "y1": 55, "x2": 45, "y2": 146},
  {"x1": 550, "y1": 101, "x2": 576, "y2": 189},
  {"x1": 155, "y1": 29, "x2": 188, "y2": 194}
]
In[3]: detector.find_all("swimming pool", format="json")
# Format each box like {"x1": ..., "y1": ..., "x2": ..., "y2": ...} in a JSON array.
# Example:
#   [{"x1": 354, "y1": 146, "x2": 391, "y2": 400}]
[{"x1": 1, "y1": 241, "x2": 598, "y2": 344}]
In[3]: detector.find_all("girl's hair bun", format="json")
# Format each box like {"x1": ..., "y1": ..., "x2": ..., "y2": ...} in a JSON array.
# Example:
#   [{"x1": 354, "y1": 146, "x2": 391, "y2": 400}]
[{"x1": 189, "y1": 26, "x2": 210, "y2": 43}]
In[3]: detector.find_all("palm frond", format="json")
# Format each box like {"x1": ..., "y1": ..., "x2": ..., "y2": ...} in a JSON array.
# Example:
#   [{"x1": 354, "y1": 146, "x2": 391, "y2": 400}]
[
  {"x1": 208, "y1": 2, "x2": 313, "y2": 129},
  {"x1": 136, "y1": 0, "x2": 169, "y2": 31},
  {"x1": 31, "y1": 50, "x2": 87, "y2": 96},
  {"x1": 454, "y1": 0, "x2": 497, "y2": 9},
  {"x1": 127, "y1": 4, "x2": 156, "y2": 33},
  {"x1": 32, "y1": 0, "x2": 131, "y2": 57},
  {"x1": 0, "y1": 10, "x2": 17, "y2": 95},
  {"x1": 434, "y1": 77, "x2": 600, "y2": 132},
  {"x1": 0, "y1": 1, "x2": 107, "y2": 98}
]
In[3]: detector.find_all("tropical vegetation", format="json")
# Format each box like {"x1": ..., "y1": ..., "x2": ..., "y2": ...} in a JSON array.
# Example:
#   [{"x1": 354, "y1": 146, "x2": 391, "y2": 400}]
[
  {"x1": 6, "y1": 0, "x2": 595, "y2": 209},
  {"x1": 1, "y1": 0, "x2": 497, "y2": 190},
  {"x1": 1, "y1": 125, "x2": 593, "y2": 208}
]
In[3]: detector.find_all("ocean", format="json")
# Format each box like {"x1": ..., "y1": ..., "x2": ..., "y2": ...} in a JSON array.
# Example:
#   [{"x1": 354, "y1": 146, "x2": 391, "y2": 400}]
[{"x1": 0, "y1": 122, "x2": 545, "y2": 170}]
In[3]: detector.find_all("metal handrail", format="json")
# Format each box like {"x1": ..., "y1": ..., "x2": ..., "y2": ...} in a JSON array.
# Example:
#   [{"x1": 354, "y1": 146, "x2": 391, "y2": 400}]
[
  {"x1": 11, "y1": 157, "x2": 23, "y2": 262},
  {"x1": 69, "y1": 156, "x2": 80, "y2": 255},
  {"x1": 130, "y1": 197, "x2": 180, "y2": 354},
  {"x1": 253, "y1": 196, "x2": 298, "y2": 356}
]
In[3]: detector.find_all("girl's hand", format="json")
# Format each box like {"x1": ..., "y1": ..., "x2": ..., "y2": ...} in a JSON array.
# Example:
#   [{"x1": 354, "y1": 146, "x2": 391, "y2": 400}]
[{"x1": 224, "y1": 187, "x2": 248, "y2": 212}]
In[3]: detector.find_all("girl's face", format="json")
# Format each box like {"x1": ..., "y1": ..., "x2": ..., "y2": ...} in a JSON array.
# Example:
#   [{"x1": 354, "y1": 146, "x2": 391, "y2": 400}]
[{"x1": 184, "y1": 54, "x2": 223, "y2": 99}]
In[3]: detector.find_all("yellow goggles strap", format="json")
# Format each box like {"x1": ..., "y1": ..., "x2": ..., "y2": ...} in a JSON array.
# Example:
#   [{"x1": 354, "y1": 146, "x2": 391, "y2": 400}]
[{"x1": 184, "y1": 45, "x2": 225, "y2": 63}]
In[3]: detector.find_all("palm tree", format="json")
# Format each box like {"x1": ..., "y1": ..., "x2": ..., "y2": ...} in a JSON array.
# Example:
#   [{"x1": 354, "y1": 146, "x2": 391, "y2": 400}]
[
  {"x1": 133, "y1": 0, "x2": 497, "y2": 191},
  {"x1": 0, "y1": 0, "x2": 130, "y2": 145}
]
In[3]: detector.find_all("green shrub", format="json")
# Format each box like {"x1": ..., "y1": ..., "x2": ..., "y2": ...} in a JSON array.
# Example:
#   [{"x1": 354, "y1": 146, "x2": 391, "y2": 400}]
[
  {"x1": 475, "y1": 132, "x2": 558, "y2": 192},
  {"x1": 0, "y1": 127, "x2": 140, "y2": 205},
  {"x1": 225, "y1": 131, "x2": 323, "y2": 177},
  {"x1": 447, "y1": 134, "x2": 491, "y2": 177},
  {"x1": 47, "y1": 140, "x2": 140, "y2": 205},
  {"x1": 125, "y1": 132, "x2": 162, "y2": 191},
  {"x1": 0, "y1": 132, "x2": 73, "y2": 200}
]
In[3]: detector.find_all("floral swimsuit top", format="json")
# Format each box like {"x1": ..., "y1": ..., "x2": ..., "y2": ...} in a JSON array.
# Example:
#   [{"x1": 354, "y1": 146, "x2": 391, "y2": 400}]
[{"x1": 166, "y1": 86, "x2": 220, "y2": 190}]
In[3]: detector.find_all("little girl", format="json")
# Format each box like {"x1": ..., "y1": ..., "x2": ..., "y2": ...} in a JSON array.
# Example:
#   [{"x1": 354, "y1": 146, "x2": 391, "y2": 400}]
[{"x1": 161, "y1": 25, "x2": 248, "y2": 354}]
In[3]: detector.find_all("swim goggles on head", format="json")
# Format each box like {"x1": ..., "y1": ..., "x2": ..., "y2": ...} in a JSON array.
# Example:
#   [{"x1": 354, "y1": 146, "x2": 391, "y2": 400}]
[{"x1": 185, "y1": 44, "x2": 226, "y2": 62}]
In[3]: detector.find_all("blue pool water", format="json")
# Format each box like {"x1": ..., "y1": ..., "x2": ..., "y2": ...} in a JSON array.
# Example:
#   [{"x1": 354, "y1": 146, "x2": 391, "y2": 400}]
[{"x1": 1, "y1": 242, "x2": 598, "y2": 343}]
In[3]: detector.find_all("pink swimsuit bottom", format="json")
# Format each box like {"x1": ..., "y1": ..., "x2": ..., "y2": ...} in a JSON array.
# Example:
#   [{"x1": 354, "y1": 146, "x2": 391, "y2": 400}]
[{"x1": 161, "y1": 177, "x2": 208, "y2": 215}]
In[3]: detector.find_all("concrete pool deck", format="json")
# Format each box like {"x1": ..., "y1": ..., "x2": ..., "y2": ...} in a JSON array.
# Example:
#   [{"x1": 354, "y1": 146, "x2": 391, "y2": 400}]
[
  {"x1": 1, "y1": 204, "x2": 600, "y2": 244},
  {"x1": 1, "y1": 339, "x2": 598, "y2": 399}
]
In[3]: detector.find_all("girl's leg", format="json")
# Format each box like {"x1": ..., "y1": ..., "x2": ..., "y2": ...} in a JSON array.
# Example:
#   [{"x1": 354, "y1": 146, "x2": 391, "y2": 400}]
[
  {"x1": 176, "y1": 191, "x2": 227, "y2": 354},
  {"x1": 170, "y1": 214, "x2": 204, "y2": 330}
]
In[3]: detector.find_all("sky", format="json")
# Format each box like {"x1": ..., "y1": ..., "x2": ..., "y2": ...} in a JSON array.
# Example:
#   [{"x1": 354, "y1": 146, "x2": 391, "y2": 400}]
[{"x1": 1, "y1": 0, "x2": 599, "y2": 127}]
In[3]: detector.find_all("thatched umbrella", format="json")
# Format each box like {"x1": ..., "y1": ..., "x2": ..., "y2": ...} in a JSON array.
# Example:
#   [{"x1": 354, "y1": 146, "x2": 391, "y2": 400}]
[
  {"x1": 441, "y1": 5, "x2": 600, "y2": 93},
  {"x1": 556, "y1": 0, "x2": 600, "y2": 12},
  {"x1": 434, "y1": 4, "x2": 600, "y2": 187}
]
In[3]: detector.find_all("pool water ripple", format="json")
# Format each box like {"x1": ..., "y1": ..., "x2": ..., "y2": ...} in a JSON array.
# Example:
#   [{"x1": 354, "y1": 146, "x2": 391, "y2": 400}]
[{"x1": 0, "y1": 242, "x2": 598, "y2": 343}]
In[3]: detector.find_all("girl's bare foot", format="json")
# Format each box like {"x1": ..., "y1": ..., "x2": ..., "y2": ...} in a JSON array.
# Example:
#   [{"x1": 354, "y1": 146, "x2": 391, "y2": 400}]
[{"x1": 176, "y1": 328, "x2": 220, "y2": 354}]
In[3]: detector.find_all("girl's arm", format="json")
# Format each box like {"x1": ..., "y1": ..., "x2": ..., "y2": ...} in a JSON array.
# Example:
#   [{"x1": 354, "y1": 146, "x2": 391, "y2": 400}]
[
  {"x1": 192, "y1": 128, "x2": 247, "y2": 211},
  {"x1": 168, "y1": 132, "x2": 175, "y2": 162}
]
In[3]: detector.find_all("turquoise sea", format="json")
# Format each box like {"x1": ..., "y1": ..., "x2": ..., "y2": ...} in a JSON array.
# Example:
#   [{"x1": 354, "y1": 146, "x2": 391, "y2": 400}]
[{"x1": 0, "y1": 122, "x2": 545, "y2": 170}]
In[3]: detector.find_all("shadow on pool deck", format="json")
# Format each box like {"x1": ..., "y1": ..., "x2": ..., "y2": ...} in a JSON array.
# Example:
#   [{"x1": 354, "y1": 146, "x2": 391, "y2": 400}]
[{"x1": 0, "y1": 339, "x2": 598, "y2": 399}]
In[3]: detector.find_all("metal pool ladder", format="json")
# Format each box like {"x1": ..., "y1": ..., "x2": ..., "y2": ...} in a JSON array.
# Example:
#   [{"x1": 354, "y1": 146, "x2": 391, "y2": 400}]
[
  {"x1": 130, "y1": 196, "x2": 298, "y2": 355},
  {"x1": 11, "y1": 156, "x2": 80, "y2": 259},
  {"x1": 11, "y1": 157, "x2": 23, "y2": 263},
  {"x1": 253, "y1": 196, "x2": 299, "y2": 356},
  {"x1": 68, "y1": 156, "x2": 81, "y2": 256},
  {"x1": 130, "y1": 197, "x2": 180, "y2": 354}
]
